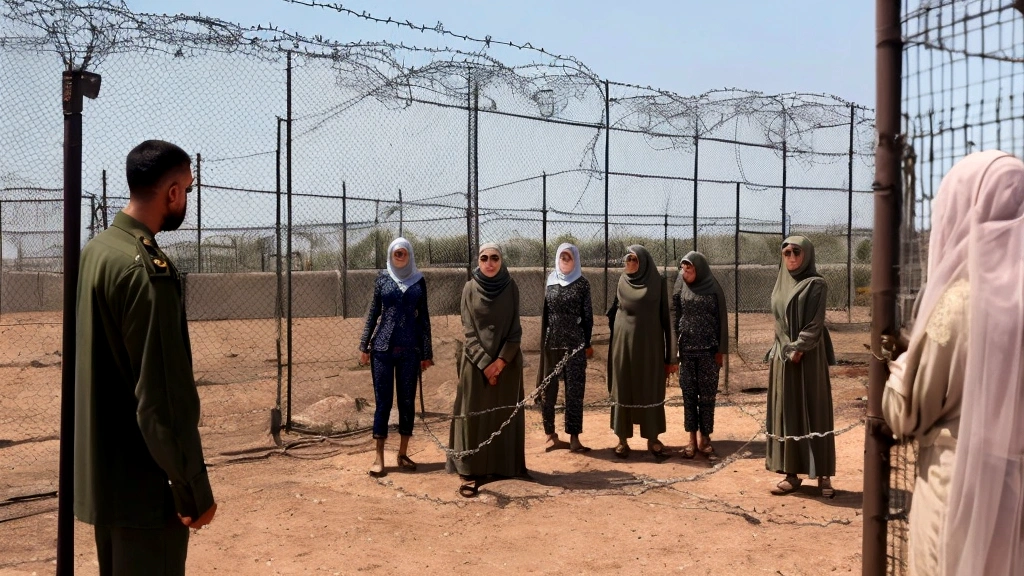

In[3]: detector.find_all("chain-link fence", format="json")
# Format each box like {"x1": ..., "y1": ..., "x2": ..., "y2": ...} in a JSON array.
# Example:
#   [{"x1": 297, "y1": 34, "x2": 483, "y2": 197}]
[
  {"x1": 0, "y1": 2, "x2": 875, "y2": 549},
  {"x1": 884, "y1": 1, "x2": 1024, "y2": 574}
]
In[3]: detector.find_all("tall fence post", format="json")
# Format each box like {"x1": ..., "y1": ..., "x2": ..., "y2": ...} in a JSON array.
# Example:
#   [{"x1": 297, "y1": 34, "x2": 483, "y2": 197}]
[
  {"x1": 398, "y1": 187, "x2": 403, "y2": 238},
  {"x1": 473, "y1": 83, "x2": 480, "y2": 254},
  {"x1": 603, "y1": 79, "x2": 611, "y2": 311},
  {"x1": 781, "y1": 113, "x2": 788, "y2": 238},
  {"x1": 864, "y1": 2, "x2": 902, "y2": 574},
  {"x1": 466, "y1": 66, "x2": 474, "y2": 278},
  {"x1": 285, "y1": 50, "x2": 294, "y2": 431},
  {"x1": 663, "y1": 212, "x2": 669, "y2": 276},
  {"x1": 733, "y1": 182, "x2": 740, "y2": 354},
  {"x1": 58, "y1": 68, "x2": 100, "y2": 576},
  {"x1": 196, "y1": 152, "x2": 202, "y2": 273},
  {"x1": 693, "y1": 133, "x2": 699, "y2": 251},
  {"x1": 342, "y1": 182, "x2": 348, "y2": 318},
  {"x1": 101, "y1": 169, "x2": 108, "y2": 229},
  {"x1": 542, "y1": 172, "x2": 548, "y2": 280},
  {"x1": 848, "y1": 104, "x2": 856, "y2": 323},
  {"x1": 272, "y1": 116, "x2": 284, "y2": 445}
]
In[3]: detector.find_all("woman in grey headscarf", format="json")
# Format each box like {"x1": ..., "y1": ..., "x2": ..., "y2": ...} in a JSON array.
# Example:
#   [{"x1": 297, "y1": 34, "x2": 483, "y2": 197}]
[
  {"x1": 606, "y1": 245, "x2": 676, "y2": 458},
  {"x1": 447, "y1": 243, "x2": 526, "y2": 496},
  {"x1": 538, "y1": 243, "x2": 594, "y2": 453},
  {"x1": 672, "y1": 251, "x2": 728, "y2": 459},
  {"x1": 765, "y1": 236, "x2": 836, "y2": 497}
]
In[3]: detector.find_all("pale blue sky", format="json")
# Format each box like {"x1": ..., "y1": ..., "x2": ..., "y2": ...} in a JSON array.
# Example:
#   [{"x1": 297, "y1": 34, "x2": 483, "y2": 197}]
[{"x1": 127, "y1": 0, "x2": 875, "y2": 106}]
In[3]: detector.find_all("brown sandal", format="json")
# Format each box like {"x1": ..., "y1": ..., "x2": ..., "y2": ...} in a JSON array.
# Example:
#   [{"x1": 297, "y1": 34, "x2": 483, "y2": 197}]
[
  {"x1": 771, "y1": 476, "x2": 802, "y2": 495},
  {"x1": 680, "y1": 443, "x2": 696, "y2": 459},
  {"x1": 397, "y1": 454, "x2": 417, "y2": 471},
  {"x1": 614, "y1": 442, "x2": 630, "y2": 458}
]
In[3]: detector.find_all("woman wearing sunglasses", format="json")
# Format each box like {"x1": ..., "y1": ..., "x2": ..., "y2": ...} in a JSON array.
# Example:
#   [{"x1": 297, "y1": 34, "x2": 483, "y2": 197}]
[
  {"x1": 447, "y1": 243, "x2": 527, "y2": 496},
  {"x1": 766, "y1": 236, "x2": 836, "y2": 497},
  {"x1": 359, "y1": 237, "x2": 434, "y2": 477},
  {"x1": 538, "y1": 243, "x2": 594, "y2": 453},
  {"x1": 606, "y1": 245, "x2": 676, "y2": 459}
]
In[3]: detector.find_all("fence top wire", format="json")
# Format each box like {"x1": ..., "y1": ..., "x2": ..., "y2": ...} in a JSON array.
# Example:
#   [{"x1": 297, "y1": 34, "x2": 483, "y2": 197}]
[{"x1": 2, "y1": 0, "x2": 872, "y2": 154}]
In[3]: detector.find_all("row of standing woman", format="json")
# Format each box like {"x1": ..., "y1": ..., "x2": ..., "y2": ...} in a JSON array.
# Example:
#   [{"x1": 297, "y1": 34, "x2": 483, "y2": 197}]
[{"x1": 360, "y1": 236, "x2": 837, "y2": 498}]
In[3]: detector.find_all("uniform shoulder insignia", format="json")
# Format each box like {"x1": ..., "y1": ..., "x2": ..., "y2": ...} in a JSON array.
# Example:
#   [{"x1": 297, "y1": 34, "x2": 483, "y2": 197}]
[{"x1": 136, "y1": 236, "x2": 173, "y2": 278}]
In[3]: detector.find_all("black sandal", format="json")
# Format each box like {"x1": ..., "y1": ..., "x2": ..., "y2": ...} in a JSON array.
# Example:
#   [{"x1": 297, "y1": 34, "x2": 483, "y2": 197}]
[
  {"x1": 459, "y1": 481, "x2": 479, "y2": 498},
  {"x1": 397, "y1": 454, "x2": 417, "y2": 471}
]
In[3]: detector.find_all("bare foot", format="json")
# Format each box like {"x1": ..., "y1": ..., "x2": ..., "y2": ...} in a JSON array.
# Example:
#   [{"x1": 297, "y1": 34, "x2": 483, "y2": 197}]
[
  {"x1": 569, "y1": 435, "x2": 590, "y2": 453},
  {"x1": 369, "y1": 461, "x2": 385, "y2": 477},
  {"x1": 544, "y1": 434, "x2": 570, "y2": 452}
]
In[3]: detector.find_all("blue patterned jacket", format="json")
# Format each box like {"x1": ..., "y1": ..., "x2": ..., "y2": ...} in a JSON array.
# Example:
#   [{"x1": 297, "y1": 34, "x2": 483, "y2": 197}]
[{"x1": 359, "y1": 272, "x2": 433, "y2": 360}]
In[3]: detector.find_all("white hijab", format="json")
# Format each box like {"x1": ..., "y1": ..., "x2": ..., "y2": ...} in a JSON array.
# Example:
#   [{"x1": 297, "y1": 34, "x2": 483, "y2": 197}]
[
  {"x1": 385, "y1": 237, "x2": 423, "y2": 293},
  {"x1": 546, "y1": 242, "x2": 582, "y2": 287},
  {"x1": 907, "y1": 150, "x2": 1024, "y2": 576}
]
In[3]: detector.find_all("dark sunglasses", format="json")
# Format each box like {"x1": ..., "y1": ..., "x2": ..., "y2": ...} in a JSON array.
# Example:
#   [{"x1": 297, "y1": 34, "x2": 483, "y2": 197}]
[
  {"x1": 184, "y1": 184, "x2": 194, "y2": 194},
  {"x1": 624, "y1": 254, "x2": 638, "y2": 263},
  {"x1": 479, "y1": 254, "x2": 501, "y2": 263},
  {"x1": 392, "y1": 249, "x2": 408, "y2": 257},
  {"x1": 782, "y1": 247, "x2": 802, "y2": 258}
]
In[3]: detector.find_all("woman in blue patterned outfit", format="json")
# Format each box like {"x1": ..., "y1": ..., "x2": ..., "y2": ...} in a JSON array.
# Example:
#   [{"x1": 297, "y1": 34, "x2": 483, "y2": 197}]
[{"x1": 359, "y1": 237, "x2": 433, "y2": 476}]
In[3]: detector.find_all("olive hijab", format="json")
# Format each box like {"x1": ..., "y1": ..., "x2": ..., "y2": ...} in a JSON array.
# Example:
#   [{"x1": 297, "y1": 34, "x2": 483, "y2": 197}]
[{"x1": 471, "y1": 242, "x2": 511, "y2": 299}]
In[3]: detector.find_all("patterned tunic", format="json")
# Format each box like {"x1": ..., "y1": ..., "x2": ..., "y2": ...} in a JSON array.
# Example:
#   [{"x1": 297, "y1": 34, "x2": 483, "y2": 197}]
[
  {"x1": 359, "y1": 272, "x2": 432, "y2": 360},
  {"x1": 674, "y1": 291, "x2": 720, "y2": 356},
  {"x1": 538, "y1": 278, "x2": 593, "y2": 435},
  {"x1": 543, "y1": 280, "x2": 594, "y2": 349}
]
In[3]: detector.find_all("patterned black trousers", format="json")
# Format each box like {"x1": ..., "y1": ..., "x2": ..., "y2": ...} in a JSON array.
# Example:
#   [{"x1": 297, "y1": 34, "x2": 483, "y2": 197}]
[
  {"x1": 370, "y1": 348, "x2": 419, "y2": 438},
  {"x1": 679, "y1": 354, "x2": 720, "y2": 435},
  {"x1": 540, "y1": 348, "x2": 587, "y2": 435}
]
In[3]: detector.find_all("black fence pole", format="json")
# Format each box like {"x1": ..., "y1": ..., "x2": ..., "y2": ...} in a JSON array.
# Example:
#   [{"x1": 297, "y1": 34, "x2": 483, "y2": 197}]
[
  {"x1": 781, "y1": 126, "x2": 788, "y2": 239},
  {"x1": 466, "y1": 67, "x2": 473, "y2": 278},
  {"x1": 285, "y1": 50, "x2": 294, "y2": 430},
  {"x1": 473, "y1": 84, "x2": 480, "y2": 253},
  {"x1": 398, "y1": 187, "x2": 403, "y2": 238},
  {"x1": 734, "y1": 182, "x2": 740, "y2": 349},
  {"x1": 603, "y1": 79, "x2": 610, "y2": 310},
  {"x1": 848, "y1": 104, "x2": 856, "y2": 323},
  {"x1": 101, "y1": 169, "x2": 108, "y2": 229},
  {"x1": 58, "y1": 68, "x2": 99, "y2": 576},
  {"x1": 196, "y1": 152, "x2": 202, "y2": 273},
  {"x1": 542, "y1": 172, "x2": 548, "y2": 280},
  {"x1": 663, "y1": 213, "x2": 669, "y2": 276},
  {"x1": 864, "y1": 1, "x2": 902, "y2": 573},
  {"x1": 693, "y1": 134, "x2": 699, "y2": 251},
  {"x1": 272, "y1": 117, "x2": 283, "y2": 444},
  {"x1": 342, "y1": 182, "x2": 348, "y2": 318}
]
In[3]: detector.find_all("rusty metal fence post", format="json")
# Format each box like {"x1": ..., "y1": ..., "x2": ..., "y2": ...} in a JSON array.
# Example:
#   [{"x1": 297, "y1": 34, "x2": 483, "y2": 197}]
[{"x1": 863, "y1": 1, "x2": 902, "y2": 574}]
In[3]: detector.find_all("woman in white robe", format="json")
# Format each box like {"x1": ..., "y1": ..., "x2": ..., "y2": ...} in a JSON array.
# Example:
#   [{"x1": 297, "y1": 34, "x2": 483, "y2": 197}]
[{"x1": 882, "y1": 150, "x2": 1024, "y2": 576}]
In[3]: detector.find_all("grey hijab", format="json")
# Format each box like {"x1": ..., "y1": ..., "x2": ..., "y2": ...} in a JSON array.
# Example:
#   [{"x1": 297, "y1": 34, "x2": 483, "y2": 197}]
[{"x1": 471, "y1": 242, "x2": 511, "y2": 299}]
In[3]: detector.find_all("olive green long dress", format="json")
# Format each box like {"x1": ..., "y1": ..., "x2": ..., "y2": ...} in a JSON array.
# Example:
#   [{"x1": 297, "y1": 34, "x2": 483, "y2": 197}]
[
  {"x1": 765, "y1": 236, "x2": 837, "y2": 478},
  {"x1": 607, "y1": 245, "x2": 674, "y2": 440},
  {"x1": 447, "y1": 273, "x2": 527, "y2": 477}
]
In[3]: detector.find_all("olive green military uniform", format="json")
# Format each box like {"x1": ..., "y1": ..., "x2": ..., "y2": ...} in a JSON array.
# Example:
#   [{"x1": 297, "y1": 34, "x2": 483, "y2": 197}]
[{"x1": 75, "y1": 211, "x2": 214, "y2": 575}]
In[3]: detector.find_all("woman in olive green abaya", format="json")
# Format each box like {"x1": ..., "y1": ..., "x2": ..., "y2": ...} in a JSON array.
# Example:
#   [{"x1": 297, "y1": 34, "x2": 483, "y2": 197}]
[
  {"x1": 765, "y1": 236, "x2": 837, "y2": 497},
  {"x1": 447, "y1": 243, "x2": 527, "y2": 496},
  {"x1": 606, "y1": 245, "x2": 677, "y2": 459}
]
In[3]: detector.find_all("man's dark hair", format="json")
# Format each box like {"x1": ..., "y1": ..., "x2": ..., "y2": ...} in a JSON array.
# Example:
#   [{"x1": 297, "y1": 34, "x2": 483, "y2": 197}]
[{"x1": 126, "y1": 140, "x2": 191, "y2": 200}]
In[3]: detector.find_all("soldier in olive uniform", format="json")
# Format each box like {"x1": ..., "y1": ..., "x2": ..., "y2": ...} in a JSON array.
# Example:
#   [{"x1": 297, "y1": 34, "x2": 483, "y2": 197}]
[{"x1": 75, "y1": 140, "x2": 216, "y2": 575}]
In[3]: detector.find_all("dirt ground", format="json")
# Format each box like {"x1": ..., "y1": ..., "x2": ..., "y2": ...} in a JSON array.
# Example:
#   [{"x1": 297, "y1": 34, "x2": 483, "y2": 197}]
[{"x1": 0, "y1": 309, "x2": 873, "y2": 575}]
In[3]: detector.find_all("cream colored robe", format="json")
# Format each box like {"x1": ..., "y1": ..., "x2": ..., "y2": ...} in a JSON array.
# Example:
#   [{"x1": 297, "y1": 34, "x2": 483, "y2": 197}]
[{"x1": 882, "y1": 279, "x2": 969, "y2": 576}]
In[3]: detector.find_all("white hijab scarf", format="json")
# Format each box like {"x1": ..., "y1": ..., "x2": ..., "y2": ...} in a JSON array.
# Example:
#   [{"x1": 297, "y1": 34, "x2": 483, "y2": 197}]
[
  {"x1": 385, "y1": 237, "x2": 423, "y2": 292},
  {"x1": 546, "y1": 243, "x2": 582, "y2": 287},
  {"x1": 903, "y1": 150, "x2": 1024, "y2": 575}
]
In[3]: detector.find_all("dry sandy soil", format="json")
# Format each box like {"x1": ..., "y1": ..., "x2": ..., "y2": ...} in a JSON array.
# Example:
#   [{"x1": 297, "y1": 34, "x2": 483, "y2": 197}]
[{"x1": 1, "y1": 309, "x2": 874, "y2": 575}]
